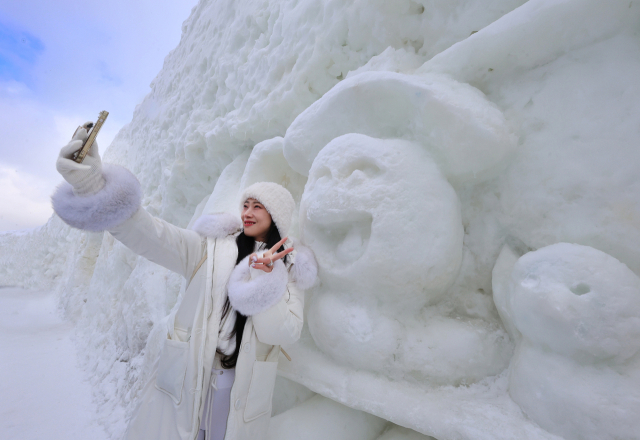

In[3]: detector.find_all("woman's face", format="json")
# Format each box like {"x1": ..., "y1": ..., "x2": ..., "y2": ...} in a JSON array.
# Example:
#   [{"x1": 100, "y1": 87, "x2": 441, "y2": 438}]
[{"x1": 241, "y1": 198, "x2": 272, "y2": 242}]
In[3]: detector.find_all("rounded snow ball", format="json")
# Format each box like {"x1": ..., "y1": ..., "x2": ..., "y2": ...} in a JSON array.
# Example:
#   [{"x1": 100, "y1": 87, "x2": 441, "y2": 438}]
[{"x1": 509, "y1": 242, "x2": 640, "y2": 363}]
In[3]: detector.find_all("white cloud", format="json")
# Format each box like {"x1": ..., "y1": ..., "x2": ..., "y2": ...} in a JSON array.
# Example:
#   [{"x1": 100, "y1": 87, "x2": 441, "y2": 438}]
[
  {"x1": 0, "y1": 164, "x2": 53, "y2": 231},
  {"x1": 0, "y1": 80, "x2": 71, "y2": 177}
]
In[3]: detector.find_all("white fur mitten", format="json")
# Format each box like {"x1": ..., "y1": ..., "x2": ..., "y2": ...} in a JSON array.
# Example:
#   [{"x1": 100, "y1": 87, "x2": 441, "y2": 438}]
[
  {"x1": 56, "y1": 123, "x2": 105, "y2": 196},
  {"x1": 227, "y1": 252, "x2": 288, "y2": 316},
  {"x1": 52, "y1": 122, "x2": 142, "y2": 232},
  {"x1": 289, "y1": 241, "x2": 318, "y2": 290}
]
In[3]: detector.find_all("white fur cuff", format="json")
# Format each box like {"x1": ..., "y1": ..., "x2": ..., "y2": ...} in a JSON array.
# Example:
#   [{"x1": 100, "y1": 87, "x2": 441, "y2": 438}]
[
  {"x1": 51, "y1": 164, "x2": 142, "y2": 232},
  {"x1": 227, "y1": 255, "x2": 288, "y2": 316},
  {"x1": 291, "y1": 242, "x2": 318, "y2": 290},
  {"x1": 191, "y1": 213, "x2": 242, "y2": 239}
]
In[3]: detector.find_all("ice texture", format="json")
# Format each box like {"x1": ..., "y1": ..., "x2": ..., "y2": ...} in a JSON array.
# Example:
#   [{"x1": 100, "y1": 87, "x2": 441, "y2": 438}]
[{"x1": 1, "y1": 0, "x2": 640, "y2": 439}]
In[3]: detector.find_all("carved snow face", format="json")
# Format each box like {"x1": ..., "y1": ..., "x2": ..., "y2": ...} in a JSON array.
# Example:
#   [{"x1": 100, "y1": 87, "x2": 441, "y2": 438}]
[
  {"x1": 300, "y1": 133, "x2": 464, "y2": 313},
  {"x1": 300, "y1": 133, "x2": 468, "y2": 374}
]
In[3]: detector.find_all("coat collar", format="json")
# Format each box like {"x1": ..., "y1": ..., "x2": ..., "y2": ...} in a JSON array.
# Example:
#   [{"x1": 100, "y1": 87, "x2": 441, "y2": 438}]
[{"x1": 191, "y1": 213, "x2": 242, "y2": 239}]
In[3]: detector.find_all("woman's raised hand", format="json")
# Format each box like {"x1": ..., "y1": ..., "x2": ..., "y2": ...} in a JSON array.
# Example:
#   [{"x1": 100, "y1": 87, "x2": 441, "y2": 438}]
[
  {"x1": 249, "y1": 237, "x2": 294, "y2": 273},
  {"x1": 56, "y1": 122, "x2": 105, "y2": 196}
]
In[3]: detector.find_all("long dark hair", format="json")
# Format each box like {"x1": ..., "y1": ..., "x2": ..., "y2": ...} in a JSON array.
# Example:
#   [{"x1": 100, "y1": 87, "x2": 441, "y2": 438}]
[{"x1": 217, "y1": 221, "x2": 288, "y2": 369}]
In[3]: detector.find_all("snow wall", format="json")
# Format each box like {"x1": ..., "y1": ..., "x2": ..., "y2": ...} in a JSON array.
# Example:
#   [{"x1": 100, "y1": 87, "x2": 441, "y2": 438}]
[{"x1": 1, "y1": 0, "x2": 640, "y2": 439}]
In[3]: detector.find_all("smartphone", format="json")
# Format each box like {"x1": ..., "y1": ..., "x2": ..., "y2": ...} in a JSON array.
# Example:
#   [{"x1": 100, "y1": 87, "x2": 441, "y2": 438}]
[{"x1": 72, "y1": 110, "x2": 109, "y2": 163}]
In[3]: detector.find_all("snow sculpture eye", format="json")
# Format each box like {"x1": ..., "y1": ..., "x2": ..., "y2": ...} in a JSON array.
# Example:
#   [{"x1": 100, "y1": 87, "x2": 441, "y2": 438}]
[
  {"x1": 569, "y1": 282, "x2": 590, "y2": 295},
  {"x1": 339, "y1": 158, "x2": 381, "y2": 180}
]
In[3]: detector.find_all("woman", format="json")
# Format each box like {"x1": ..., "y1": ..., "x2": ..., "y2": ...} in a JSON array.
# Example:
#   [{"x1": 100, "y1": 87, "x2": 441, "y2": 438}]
[{"x1": 51, "y1": 126, "x2": 318, "y2": 440}]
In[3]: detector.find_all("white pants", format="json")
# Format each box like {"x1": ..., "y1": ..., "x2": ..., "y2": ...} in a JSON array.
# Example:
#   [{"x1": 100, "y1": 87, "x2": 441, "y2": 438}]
[{"x1": 197, "y1": 368, "x2": 236, "y2": 440}]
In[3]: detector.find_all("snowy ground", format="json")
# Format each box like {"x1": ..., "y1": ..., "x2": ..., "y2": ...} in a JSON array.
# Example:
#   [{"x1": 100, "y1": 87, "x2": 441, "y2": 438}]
[{"x1": 0, "y1": 287, "x2": 109, "y2": 440}]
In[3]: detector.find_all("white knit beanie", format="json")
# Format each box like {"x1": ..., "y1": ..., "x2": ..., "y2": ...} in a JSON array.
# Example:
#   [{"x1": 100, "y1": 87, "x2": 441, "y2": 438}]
[{"x1": 239, "y1": 182, "x2": 295, "y2": 238}]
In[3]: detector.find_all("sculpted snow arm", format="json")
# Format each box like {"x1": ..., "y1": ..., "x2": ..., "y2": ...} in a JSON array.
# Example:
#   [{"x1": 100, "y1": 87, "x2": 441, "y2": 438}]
[
  {"x1": 228, "y1": 243, "x2": 318, "y2": 345},
  {"x1": 51, "y1": 127, "x2": 210, "y2": 278}
]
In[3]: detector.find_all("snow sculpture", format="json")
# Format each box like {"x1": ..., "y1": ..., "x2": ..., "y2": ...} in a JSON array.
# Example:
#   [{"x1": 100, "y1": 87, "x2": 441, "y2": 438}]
[
  {"x1": 288, "y1": 72, "x2": 517, "y2": 383},
  {"x1": 268, "y1": 394, "x2": 387, "y2": 440},
  {"x1": 300, "y1": 129, "x2": 512, "y2": 383},
  {"x1": 493, "y1": 243, "x2": 640, "y2": 440},
  {"x1": 273, "y1": 0, "x2": 640, "y2": 438}
]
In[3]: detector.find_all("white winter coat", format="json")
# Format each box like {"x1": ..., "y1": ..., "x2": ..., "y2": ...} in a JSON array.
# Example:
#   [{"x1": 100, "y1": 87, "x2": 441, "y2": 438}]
[{"x1": 51, "y1": 165, "x2": 317, "y2": 440}]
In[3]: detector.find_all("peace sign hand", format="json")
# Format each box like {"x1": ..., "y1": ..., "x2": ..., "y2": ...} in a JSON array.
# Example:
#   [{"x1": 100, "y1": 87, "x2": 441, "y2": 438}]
[{"x1": 249, "y1": 237, "x2": 294, "y2": 273}]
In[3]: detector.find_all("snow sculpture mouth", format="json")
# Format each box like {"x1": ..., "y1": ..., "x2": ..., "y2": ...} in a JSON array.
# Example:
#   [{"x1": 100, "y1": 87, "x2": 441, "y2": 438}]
[{"x1": 304, "y1": 211, "x2": 372, "y2": 266}]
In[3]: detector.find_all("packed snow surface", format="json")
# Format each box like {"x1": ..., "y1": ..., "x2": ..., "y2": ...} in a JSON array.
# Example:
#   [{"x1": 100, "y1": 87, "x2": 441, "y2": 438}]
[
  {"x1": 1, "y1": 0, "x2": 640, "y2": 439},
  {"x1": 0, "y1": 288, "x2": 111, "y2": 440}
]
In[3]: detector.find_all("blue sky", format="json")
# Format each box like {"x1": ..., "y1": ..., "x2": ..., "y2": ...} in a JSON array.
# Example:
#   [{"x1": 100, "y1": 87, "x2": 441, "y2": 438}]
[
  {"x1": 0, "y1": 0, "x2": 197, "y2": 231},
  {"x1": 0, "y1": 20, "x2": 45, "y2": 85}
]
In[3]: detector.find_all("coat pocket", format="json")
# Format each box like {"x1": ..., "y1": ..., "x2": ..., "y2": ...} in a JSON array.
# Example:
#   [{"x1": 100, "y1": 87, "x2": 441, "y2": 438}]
[
  {"x1": 243, "y1": 360, "x2": 278, "y2": 422},
  {"x1": 154, "y1": 338, "x2": 189, "y2": 405}
]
